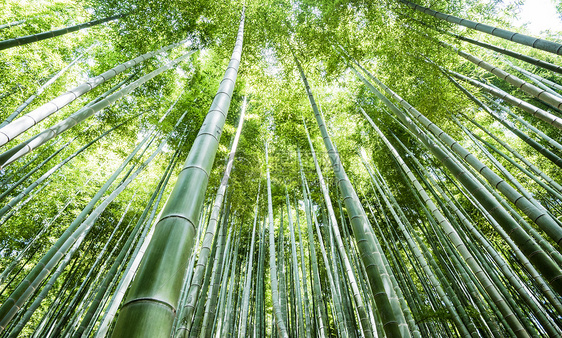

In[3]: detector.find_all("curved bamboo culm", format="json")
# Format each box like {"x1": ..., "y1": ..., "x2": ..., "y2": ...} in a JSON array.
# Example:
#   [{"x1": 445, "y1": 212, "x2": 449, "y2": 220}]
[
  {"x1": 294, "y1": 54, "x2": 404, "y2": 338},
  {"x1": 0, "y1": 37, "x2": 190, "y2": 148},
  {"x1": 346, "y1": 60, "x2": 562, "y2": 298},
  {"x1": 174, "y1": 98, "x2": 247, "y2": 337},
  {"x1": 398, "y1": 0, "x2": 562, "y2": 55},
  {"x1": 0, "y1": 14, "x2": 123, "y2": 51},
  {"x1": 448, "y1": 70, "x2": 562, "y2": 130},
  {"x1": 110, "y1": 10, "x2": 244, "y2": 338},
  {"x1": 0, "y1": 50, "x2": 194, "y2": 169}
]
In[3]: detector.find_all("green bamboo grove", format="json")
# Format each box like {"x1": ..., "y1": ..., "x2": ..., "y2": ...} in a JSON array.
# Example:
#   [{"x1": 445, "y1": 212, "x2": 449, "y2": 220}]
[{"x1": 0, "y1": 0, "x2": 561, "y2": 337}]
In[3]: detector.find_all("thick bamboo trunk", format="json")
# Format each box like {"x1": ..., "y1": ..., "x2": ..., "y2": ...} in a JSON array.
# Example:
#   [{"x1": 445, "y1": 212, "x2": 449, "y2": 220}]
[
  {"x1": 110, "y1": 12, "x2": 244, "y2": 337},
  {"x1": 175, "y1": 99, "x2": 246, "y2": 336}
]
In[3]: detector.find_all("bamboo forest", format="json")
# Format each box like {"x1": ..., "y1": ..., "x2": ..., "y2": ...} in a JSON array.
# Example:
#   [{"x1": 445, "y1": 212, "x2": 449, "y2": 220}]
[{"x1": 1, "y1": 0, "x2": 562, "y2": 336}]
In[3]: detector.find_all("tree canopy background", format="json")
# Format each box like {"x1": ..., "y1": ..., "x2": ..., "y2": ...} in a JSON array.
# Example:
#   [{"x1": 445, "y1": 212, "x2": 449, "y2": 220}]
[{"x1": 0, "y1": 0, "x2": 561, "y2": 337}]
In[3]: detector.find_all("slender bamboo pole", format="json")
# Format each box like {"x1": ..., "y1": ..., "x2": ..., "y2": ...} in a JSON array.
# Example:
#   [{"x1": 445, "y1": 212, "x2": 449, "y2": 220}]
[
  {"x1": 398, "y1": 0, "x2": 562, "y2": 55},
  {"x1": 449, "y1": 70, "x2": 562, "y2": 130},
  {"x1": 0, "y1": 50, "x2": 194, "y2": 168},
  {"x1": 0, "y1": 115, "x2": 158, "y2": 330},
  {"x1": 295, "y1": 53, "x2": 404, "y2": 337},
  {"x1": 0, "y1": 14, "x2": 123, "y2": 51},
  {"x1": 265, "y1": 141, "x2": 290, "y2": 338},
  {"x1": 305, "y1": 124, "x2": 375, "y2": 338},
  {"x1": 0, "y1": 44, "x2": 95, "y2": 128},
  {"x1": 0, "y1": 37, "x2": 187, "y2": 147}
]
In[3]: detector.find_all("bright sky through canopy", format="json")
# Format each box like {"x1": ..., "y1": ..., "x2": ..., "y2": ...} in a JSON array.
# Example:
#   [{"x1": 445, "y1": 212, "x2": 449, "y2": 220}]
[{"x1": 516, "y1": 0, "x2": 562, "y2": 34}]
